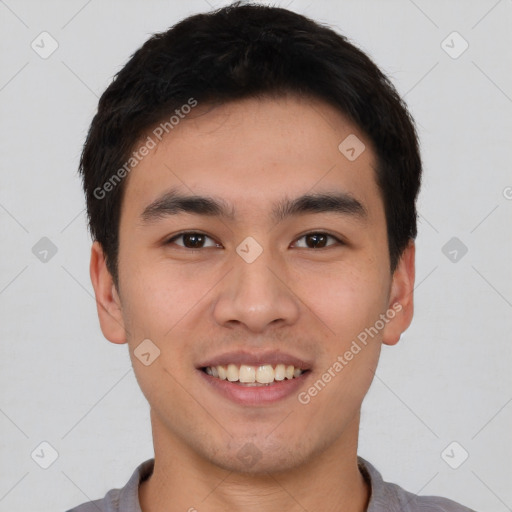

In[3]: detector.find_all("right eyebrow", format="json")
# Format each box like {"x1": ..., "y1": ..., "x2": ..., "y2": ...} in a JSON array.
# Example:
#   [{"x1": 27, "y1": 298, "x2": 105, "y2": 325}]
[{"x1": 140, "y1": 187, "x2": 368, "y2": 225}]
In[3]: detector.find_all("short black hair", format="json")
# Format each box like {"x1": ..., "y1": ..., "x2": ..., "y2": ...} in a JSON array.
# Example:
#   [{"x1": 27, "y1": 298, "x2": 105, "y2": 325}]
[{"x1": 79, "y1": 1, "x2": 421, "y2": 287}]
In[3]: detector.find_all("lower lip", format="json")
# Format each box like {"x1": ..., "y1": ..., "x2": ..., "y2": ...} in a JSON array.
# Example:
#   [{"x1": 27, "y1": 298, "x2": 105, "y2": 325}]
[{"x1": 197, "y1": 369, "x2": 311, "y2": 406}]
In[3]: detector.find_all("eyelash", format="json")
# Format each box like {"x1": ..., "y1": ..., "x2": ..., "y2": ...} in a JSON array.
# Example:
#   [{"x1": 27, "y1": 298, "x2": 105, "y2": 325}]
[{"x1": 164, "y1": 231, "x2": 345, "y2": 250}]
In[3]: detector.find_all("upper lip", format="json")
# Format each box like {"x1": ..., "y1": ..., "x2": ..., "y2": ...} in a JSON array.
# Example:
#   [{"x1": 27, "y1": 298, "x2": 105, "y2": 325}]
[{"x1": 197, "y1": 350, "x2": 313, "y2": 370}]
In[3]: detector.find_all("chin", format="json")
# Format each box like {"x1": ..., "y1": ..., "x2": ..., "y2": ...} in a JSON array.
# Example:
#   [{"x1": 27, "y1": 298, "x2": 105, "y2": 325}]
[
  {"x1": 198, "y1": 435, "x2": 313, "y2": 475},
  {"x1": 211, "y1": 450, "x2": 306, "y2": 475}
]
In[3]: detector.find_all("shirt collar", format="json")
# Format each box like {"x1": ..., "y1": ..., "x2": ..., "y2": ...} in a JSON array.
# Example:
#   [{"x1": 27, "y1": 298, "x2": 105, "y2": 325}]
[{"x1": 121, "y1": 456, "x2": 405, "y2": 512}]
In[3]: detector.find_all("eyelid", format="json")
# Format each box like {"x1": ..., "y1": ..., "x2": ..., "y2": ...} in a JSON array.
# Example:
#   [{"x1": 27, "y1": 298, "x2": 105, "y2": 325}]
[
  {"x1": 164, "y1": 231, "x2": 345, "y2": 249},
  {"x1": 165, "y1": 231, "x2": 221, "y2": 248},
  {"x1": 292, "y1": 231, "x2": 344, "y2": 248}
]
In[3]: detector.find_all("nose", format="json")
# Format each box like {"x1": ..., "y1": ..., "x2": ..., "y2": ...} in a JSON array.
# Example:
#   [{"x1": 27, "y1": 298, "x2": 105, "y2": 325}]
[{"x1": 212, "y1": 245, "x2": 300, "y2": 333}]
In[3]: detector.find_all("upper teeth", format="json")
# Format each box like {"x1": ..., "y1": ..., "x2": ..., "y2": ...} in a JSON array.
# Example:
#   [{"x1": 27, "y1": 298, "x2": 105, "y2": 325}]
[{"x1": 205, "y1": 364, "x2": 303, "y2": 383}]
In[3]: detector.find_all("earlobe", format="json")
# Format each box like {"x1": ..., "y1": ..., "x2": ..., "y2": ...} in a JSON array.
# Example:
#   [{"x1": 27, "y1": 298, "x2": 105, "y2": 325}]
[
  {"x1": 382, "y1": 240, "x2": 415, "y2": 346},
  {"x1": 89, "y1": 241, "x2": 127, "y2": 344}
]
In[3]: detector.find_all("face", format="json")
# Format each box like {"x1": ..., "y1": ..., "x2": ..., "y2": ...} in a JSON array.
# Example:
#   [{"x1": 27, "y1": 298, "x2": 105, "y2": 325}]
[{"x1": 91, "y1": 94, "x2": 415, "y2": 474}]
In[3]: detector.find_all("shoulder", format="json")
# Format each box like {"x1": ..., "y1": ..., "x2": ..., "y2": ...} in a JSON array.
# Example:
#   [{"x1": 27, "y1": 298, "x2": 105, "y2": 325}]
[
  {"x1": 65, "y1": 458, "x2": 154, "y2": 512},
  {"x1": 65, "y1": 488, "x2": 121, "y2": 512},
  {"x1": 358, "y1": 456, "x2": 477, "y2": 512},
  {"x1": 390, "y1": 481, "x2": 477, "y2": 512}
]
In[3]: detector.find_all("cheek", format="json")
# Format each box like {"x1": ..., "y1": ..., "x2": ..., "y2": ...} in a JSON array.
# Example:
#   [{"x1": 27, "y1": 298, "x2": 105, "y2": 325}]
[
  {"x1": 119, "y1": 265, "x2": 203, "y2": 403},
  {"x1": 120, "y1": 259, "x2": 209, "y2": 337},
  {"x1": 295, "y1": 261, "x2": 389, "y2": 341},
  {"x1": 300, "y1": 282, "x2": 385, "y2": 418},
  {"x1": 306, "y1": 262, "x2": 389, "y2": 412}
]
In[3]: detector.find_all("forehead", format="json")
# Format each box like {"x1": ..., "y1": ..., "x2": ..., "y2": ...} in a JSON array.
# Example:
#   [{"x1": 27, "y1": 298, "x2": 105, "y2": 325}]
[{"x1": 121, "y1": 95, "x2": 382, "y2": 224}]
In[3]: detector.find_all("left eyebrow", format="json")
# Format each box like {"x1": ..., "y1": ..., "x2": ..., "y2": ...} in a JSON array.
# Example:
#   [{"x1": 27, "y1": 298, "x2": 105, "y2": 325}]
[{"x1": 140, "y1": 187, "x2": 368, "y2": 225}]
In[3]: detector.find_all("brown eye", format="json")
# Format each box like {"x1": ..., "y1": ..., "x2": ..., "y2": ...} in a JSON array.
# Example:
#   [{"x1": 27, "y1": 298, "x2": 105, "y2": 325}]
[
  {"x1": 294, "y1": 232, "x2": 342, "y2": 249},
  {"x1": 165, "y1": 231, "x2": 342, "y2": 250},
  {"x1": 166, "y1": 232, "x2": 219, "y2": 249}
]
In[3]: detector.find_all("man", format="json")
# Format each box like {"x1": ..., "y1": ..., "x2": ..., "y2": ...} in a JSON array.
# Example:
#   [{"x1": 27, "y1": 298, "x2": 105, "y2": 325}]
[{"x1": 67, "y1": 2, "x2": 476, "y2": 511}]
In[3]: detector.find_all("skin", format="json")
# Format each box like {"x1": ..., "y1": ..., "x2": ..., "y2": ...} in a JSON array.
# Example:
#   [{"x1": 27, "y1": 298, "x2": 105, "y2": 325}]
[{"x1": 90, "y1": 94, "x2": 415, "y2": 512}]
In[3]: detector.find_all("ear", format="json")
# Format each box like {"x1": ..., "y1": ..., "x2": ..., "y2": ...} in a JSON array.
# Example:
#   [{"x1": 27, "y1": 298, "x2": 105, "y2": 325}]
[
  {"x1": 89, "y1": 240, "x2": 127, "y2": 344},
  {"x1": 381, "y1": 240, "x2": 415, "y2": 346}
]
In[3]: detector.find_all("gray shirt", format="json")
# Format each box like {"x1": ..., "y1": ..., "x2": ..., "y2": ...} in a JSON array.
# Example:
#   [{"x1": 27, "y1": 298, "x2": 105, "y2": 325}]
[{"x1": 66, "y1": 456, "x2": 477, "y2": 512}]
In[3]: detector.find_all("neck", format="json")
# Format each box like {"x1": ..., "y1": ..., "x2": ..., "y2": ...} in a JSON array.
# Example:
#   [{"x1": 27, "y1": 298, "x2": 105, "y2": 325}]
[{"x1": 139, "y1": 410, "x2": 370, "y2": 512}]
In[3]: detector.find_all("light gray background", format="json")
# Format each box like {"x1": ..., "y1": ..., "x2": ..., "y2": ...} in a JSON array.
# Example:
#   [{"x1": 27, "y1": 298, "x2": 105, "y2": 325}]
[{"x1": 1, "y1": 0, "x2": 511, "y2": 511}]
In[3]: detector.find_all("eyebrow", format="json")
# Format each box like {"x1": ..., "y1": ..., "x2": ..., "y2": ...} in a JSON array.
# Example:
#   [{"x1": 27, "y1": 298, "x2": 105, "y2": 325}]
[{"x1": 140, "y1": 187, "x2": 368, "y2": 225}]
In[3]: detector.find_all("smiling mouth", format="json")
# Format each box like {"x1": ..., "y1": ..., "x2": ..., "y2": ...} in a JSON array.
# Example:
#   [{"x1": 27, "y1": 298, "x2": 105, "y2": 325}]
[{"x1": 201, "y1": 363, "x2": 310, "y2": 386}]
